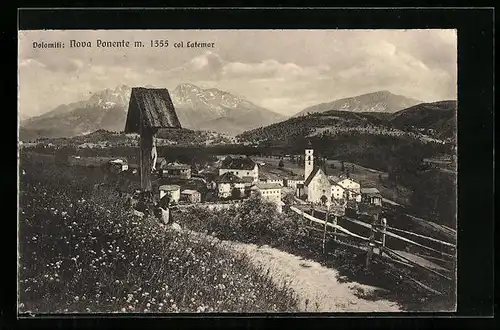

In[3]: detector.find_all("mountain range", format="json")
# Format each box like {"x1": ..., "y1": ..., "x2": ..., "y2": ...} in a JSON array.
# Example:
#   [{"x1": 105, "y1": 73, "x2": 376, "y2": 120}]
[
  {"x1": 293, "y1": 91, "x2": 422, "y2": 117},
  {"x1": 19, "y1": 84, "x2": 285, "y2": 140},
  {"x1": 19, "y1": 86, "x2": 454, "y2": 142}
]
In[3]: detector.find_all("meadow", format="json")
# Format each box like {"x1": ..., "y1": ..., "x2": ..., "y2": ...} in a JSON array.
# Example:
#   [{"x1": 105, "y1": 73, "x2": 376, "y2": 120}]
[
  {"x1": 18, "y1": 153, "x2": 299, "y2": 313},
  {"x1": 176, "y1": 198, "x2": 456, "y2": 311}
]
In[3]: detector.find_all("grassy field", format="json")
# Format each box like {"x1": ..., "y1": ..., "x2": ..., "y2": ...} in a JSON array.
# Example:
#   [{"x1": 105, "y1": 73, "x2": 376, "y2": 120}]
[{"x1": 18, "y1": 153, "x2": 299, "y2": 313}]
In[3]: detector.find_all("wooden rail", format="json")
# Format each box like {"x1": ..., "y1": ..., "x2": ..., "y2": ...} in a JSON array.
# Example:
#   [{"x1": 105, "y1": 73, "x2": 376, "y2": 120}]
[
  {"x1": 291, "y1": 206, "x2": 381, "y2": 244},
  {"x1": 384, "y1": 225, "x2": 456, "y2": 248},
  {"x1": 380, "y1": 246, "x2": 453, "y2": 281},
  {"x1": 342, "y1": 216, "x2": 455, "y2": 258},
  {"x1": 290, "y1": 205, "x2": 456, "y2": 293}
]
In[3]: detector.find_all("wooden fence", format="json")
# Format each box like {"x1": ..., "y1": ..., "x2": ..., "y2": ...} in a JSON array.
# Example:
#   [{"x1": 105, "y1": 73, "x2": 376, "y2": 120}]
[{"x1": 289, "y1": 206, "x2": 456, "y2": 295}]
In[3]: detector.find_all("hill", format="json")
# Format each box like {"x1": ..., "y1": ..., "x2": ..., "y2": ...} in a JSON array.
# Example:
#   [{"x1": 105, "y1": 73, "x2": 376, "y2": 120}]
[
  {"x1": 293, "y1": 91, "x2": 422, "y2": 117},
  {"x1": 19, "y1": 84, "x2": 285, "y2": 140},
  {"x1": 238, "y1": 100, "x2": 457, "y2": 147},
  {"x1": 20, "y1": 128, "x2": 236, "y2": 149},
  {"x1": 390, "y1": 100, "x2": 457, "y2": 139}
]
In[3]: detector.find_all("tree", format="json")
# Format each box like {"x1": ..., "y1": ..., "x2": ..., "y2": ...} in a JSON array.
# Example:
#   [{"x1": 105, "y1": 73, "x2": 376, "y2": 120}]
[
  {"x1": 278, "y1": 159, "x2": 284, "y2": 168},
  {"x1": 330, "y1": 163, "x2": 336, "y2": 169},
  {"x1": 341, "y1": 161, "x2": 345, "y2": 172},
  {"x1": 231, "y1": 187, "x2": 242, "y2": 200},
  {"x1": 320, "y1": 195, "x2": 328, "y2": 205}
]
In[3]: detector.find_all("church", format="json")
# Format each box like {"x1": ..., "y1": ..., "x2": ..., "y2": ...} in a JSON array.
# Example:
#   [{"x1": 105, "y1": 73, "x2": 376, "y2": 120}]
[{"x1": 300, "y1": 143, "x2": 362, "y2": 205}]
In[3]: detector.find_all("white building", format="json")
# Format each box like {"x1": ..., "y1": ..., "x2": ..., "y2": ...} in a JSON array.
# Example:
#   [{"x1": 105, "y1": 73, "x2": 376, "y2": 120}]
[
  {"x1": 159, "y1": 185, "x2": 181, "y2": 204},
  {"x1": 287, "y1": 179, "x2": 304, "y2": 189},
  {"x1": 361, "y1": 187, "x2": 383, "y2": 206},
  {"x1": 219, "y1": 156, "x2": 259, "y2": 183},
  {"x1": 330, "y1": 182, "x2": 345, "y2": 200},
  {"x1": 108, "y1": 159, "x2": 129, "y2": 172},
  {"x1": 327, "y1": 175, "x2": 361, "y2": 202},
  {"x1": 253, "y1": 182, "x2": 284, "y2": 213},
  {"x1": 215, "y1": 172, "x2": 246, "y2": 199},
  {"x1": 263, "y1": 179, "x2": 284, "y2": 186}
]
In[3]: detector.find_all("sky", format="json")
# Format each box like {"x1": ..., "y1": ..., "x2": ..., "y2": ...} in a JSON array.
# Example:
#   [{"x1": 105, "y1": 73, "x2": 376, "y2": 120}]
[{"x1": 18, "y1": 29, "x2": 457, "y2": 117}]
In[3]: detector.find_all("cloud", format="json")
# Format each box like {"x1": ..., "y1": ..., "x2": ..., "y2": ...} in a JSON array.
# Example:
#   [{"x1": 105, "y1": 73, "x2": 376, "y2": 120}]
[
  {"x1": 222, "y1": 59, "x2": 329, "y2": 80},
  {"x1": 18, "y1": 30, "x2": 457, "y2": 117}
]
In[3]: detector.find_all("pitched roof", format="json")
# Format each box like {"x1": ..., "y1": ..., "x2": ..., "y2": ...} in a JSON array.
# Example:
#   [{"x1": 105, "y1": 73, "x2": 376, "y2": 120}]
[
  {"x1": 159, "y1": 184, "x2": 181, "y2": 191},
  {"x1": 338, "y1": 177, "x2": 360, "y2": 185},
  {"x1": 164, "y1": 162, "x2": 190, "y2": 170},
  {"x1": 304, "y1": 167, "x2": 323, "y2": 186},
  {"x1": 124, "y1": 88, "x2": 182, "y2": 133},
  {"x1": 361, "y1": 187, "x2": 382, "y2": 197},
  {"x1": 255, "y1": 182, "x2": 282, "y2": 190},
  {"x1": 328, "y1": 175, "x2": 342, "y2": 184},
  {"x1": 220, "y1": 156, "x2": 256, "y2": 170},
  {"x1": 215, "y1": 172, "x2": 246, "y2": 184},
  {"x1": 241, "y1": 176, "x2": 255, "y2": 183},
  {"x1": 181, "y1": 189, "x2": 199, "y2": 195}
]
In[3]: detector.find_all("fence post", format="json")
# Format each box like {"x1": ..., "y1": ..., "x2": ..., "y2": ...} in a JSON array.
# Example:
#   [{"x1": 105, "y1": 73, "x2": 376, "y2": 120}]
[
  {"x1": 322, "y1": 210, "x2": 328, "y2": 257},
  {"x1": 380, "y1": 217, "x2": 387, "y2": 256},
  {"x1": 365, "y1": 216, "x2": 376, "y2": 269},
  {"x1": 332, "y1": 215, "x2": 338, "y2": 243}
]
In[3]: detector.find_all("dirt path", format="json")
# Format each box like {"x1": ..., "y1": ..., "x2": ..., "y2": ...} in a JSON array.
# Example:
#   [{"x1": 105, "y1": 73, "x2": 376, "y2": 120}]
[
  {"x1": 179, "y1": 226, "x2": 401, "y2": 312},
  {"x1": 226, "y1": 242, "x2": 401, "y2": 312}
]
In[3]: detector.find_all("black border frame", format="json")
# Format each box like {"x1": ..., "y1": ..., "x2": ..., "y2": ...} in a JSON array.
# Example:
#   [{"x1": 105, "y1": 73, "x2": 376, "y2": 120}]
[{"x1": 4, "y1": 6, "x2": 495, "y2": 330}]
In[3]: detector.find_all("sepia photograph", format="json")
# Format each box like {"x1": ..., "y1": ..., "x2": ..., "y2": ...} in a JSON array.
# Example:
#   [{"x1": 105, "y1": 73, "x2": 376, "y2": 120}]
[{"x1": 18, "y1": 28, "x2": 458, "y2": 314}]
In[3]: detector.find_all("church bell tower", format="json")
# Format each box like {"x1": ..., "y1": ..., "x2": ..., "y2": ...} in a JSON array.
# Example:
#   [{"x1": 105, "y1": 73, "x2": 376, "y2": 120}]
[{"x1": 305, "y1": 142, "x2": 314, "y2": 180}]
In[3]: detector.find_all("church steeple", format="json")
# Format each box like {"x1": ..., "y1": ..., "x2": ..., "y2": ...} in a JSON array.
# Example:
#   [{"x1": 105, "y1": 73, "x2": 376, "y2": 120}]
[{"x1": 304, "y1": 141, "x2": 314, "y2": 180}]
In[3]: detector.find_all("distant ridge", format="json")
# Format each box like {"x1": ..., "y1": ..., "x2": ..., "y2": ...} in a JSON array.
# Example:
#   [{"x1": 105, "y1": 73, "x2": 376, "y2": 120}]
[{"x1": 293, "y1": 91, "x2": 423, "y2": 117}]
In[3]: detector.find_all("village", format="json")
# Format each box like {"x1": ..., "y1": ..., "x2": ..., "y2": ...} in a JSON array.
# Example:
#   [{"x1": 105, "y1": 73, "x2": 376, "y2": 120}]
[{"x1": 67, "y1": 141, "x2": 384, "y2": 220}]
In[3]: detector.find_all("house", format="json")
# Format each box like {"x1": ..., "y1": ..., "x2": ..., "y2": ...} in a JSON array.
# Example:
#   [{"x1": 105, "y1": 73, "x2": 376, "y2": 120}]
[
  {"x1": 361, "y1": 187, "x2": 383, "y2": 206},
  {"x1": 328, "y1": 175, "x2": 362, "y2": 202},
  {"x1": 330, "y1": 179, "x2": 345, "y2": 200},
  {"x1": 241, "y1": 176, "x2": 256, "y2": 192},
  {"x1": 215, "y1": 172, "x2": 246, "y2": 199},
  {"x1": 107, "y1": 158, "x2": 129, "y2": 172},
  {"x1": 337, "y1": 177, "x2": 362, "y2": 202},
  {"x1": 155, "y1": 157, "x2": 167, "y2": 171},
  {"x1": 287, "y1": 179, "x2": 304, "y2": 189},
  {"x1": 252, "y1": 182, "x2": 284, "y2": 213},
  {"x1": 162, "y1": 162, "x2": 191, "y2": 179},
  {"x1": 159, "y1": 184, "x2": 181, "y2": 204},
  {"x1": 264, "y1": 179, "x2": 284, "y2": 186},
  {"x1": 219, "y1": 156, "x2": 259, "y2": 183},
  {"x1": 181, "y1": 189, "x2": 201, "y2": 204}
]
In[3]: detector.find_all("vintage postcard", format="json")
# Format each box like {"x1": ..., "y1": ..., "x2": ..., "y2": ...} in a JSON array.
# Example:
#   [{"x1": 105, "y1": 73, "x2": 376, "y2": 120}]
[{"x1": 18, "y1": 28, "x2": 457, "y2": 314}]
